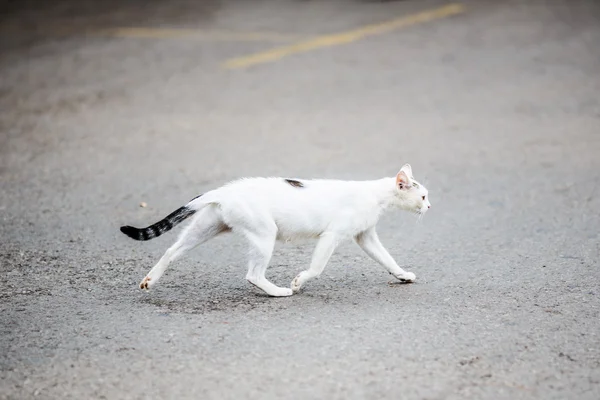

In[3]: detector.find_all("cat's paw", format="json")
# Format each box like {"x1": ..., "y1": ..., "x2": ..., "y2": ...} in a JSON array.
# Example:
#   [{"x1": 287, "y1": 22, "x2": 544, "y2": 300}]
[
  {"x1": 396, "y1": 271, "x2": 416, "y2": 283},
  {"x1": 272, "y1": 287, "x2": 294, "y2": 297},
  {"x1": 291, "y1": 273, "x2": 306, "y2": 293},
  {"x1": 139, "y1": 276, "x2": 153, "y2": 290}
]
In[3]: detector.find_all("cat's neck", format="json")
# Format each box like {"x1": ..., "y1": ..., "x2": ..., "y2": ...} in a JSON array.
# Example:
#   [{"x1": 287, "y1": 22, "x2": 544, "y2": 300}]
[{"x1": 368, "y1": 177, "x2": 401, "y2": 210}]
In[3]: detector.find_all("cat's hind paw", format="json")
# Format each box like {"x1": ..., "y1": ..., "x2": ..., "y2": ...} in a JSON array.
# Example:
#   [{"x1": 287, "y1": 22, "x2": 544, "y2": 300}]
[
  {"x1": 291, "y1": 273, "x2": 305, "y2": 293},
  {"x1": 273, "y1": 287, "x2": 294, "y2": 297},
  {"x1": 139, "y1": 276, "x2": 153, "y2": 290}
]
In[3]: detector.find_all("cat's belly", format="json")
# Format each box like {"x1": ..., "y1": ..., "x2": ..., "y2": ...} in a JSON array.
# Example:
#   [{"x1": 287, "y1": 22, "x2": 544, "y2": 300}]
[
  {"x1": 271, "y1": 205, "x2": 376, "y2": 242},
  {"x1": 275, "y1": 226, "x2": 322, "y2": 242}
]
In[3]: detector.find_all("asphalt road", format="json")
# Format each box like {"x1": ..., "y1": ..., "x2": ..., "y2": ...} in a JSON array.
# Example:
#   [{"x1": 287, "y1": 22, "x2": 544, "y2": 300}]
[{"x1": 1, "y1": 0, "x2": 599, "y2": 399}]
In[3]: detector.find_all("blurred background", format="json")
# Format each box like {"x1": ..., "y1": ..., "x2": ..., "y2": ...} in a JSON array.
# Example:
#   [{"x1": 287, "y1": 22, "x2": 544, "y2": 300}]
[{"x1": 1, "y1": 0, "x2": 599, "y2": 399}]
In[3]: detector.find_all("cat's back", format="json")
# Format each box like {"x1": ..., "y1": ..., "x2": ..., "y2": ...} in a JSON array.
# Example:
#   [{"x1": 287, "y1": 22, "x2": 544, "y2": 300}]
[
  {"x1": 213, "y1": 176, "x2": 358, "y2": 205},
  {"x1": 204, "y1": 177, "x2": 377, "y2": 236}
]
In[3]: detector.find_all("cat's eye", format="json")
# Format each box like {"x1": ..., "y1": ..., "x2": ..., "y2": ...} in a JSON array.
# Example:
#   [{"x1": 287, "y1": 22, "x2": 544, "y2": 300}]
[{"x1": 422, "y1": 196, "x2": 426, "y2": 200}]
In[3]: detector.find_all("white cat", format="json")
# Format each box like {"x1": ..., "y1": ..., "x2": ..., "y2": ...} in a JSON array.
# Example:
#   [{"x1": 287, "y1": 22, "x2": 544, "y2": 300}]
[{"x1": 120, "y1": 164, "x2": 431, "y2": 297}]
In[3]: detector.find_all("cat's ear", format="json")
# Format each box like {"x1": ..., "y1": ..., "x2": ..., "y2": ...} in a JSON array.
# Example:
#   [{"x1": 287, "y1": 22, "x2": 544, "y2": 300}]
[
  {"x1": 400, "y1": 163, "x2": 413, "y2": 178},
  {"x1": 396, "y1": 170, "x2": 410, "y2": 190}
]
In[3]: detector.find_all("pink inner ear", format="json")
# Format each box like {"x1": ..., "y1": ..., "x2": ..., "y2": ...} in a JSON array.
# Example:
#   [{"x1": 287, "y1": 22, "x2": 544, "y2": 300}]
[{"x1": 396, "y1": 171, "x2": 409, "y2": 188}]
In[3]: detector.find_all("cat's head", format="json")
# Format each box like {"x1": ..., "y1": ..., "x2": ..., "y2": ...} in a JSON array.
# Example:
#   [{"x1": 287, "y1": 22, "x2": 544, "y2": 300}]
[{"x1": 394, "y1": 164, "x2": 431, "y2": 215}]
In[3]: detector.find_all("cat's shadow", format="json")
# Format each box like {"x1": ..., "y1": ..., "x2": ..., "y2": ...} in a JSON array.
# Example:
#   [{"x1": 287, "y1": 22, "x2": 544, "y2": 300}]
[
  {"x1": 138, "y1": 272, "x2": 412, "y2": 315},
  {"x1": 138, "y1": 283, "x2": 295, "y2": 315}
]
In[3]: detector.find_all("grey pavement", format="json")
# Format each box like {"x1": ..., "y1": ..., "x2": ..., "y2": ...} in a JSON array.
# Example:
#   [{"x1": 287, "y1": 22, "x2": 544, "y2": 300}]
[{"x1": 1, "y1": 0, "x2": 599, "y2": 399}]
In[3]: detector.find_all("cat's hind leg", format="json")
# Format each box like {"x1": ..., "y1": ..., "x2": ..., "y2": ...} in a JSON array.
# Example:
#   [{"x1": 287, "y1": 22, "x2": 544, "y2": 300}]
[
  {"x1": 140, "y1": 205, "x2": 228, "y2": 290},
  {"x1": 291, "y1": 232, "x2": 339, "y2": 293},
  {"x1": 243, "y1": 229, "x2": 293, "y2": 297}
]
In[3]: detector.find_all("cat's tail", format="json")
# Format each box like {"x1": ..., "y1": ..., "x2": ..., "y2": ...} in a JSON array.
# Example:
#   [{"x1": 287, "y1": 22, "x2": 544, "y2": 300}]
[{"x1": 120, "y1": 195, "x2": 204, "y2": 241}]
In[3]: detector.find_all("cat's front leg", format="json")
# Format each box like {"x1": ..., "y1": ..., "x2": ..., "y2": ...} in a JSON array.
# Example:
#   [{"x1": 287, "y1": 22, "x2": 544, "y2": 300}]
[
  {"x1": 354, "y1": 228, "x2": 416, "y2": 282},
  {"x1": 291, "y1": 232, "x2": 339, "y2": 293}
]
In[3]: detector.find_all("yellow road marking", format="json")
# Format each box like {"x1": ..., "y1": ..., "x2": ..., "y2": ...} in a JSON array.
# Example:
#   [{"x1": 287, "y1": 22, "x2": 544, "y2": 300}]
[
  {"x1": 102, "y1": 27, "x2": 304, "y2": 42},
  {"x1": 223, "y1": 3, "x2": 465, "y2": 69}
]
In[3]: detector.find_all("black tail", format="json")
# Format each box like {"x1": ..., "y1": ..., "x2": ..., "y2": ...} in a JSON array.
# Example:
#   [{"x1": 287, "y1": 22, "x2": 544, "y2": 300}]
[{"x1": 120, "y1": 198, "x2": 200, "y2": 241}]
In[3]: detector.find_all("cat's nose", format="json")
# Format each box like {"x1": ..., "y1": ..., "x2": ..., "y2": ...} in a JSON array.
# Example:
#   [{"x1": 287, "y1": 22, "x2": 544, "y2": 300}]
[{"x1": 428, "y1": 205, "x2": 431, "y2": 209}]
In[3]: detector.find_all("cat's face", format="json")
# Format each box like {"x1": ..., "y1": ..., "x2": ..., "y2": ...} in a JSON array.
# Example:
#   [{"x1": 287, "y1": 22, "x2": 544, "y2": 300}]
[{"x1": 395, "y1": 164, "x2": 431, "y2": 215}]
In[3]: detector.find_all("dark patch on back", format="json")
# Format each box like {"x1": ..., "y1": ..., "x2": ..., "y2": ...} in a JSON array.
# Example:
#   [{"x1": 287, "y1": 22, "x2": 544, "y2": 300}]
[{"x1": 284, "y1": 179, "x2": 304, "y2": 188}]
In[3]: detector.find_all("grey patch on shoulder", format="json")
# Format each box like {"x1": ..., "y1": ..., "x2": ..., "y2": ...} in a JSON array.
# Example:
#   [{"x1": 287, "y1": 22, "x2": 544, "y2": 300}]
[{"x1": 284, "y1": 179, "x2": 304, "y2": 188}]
